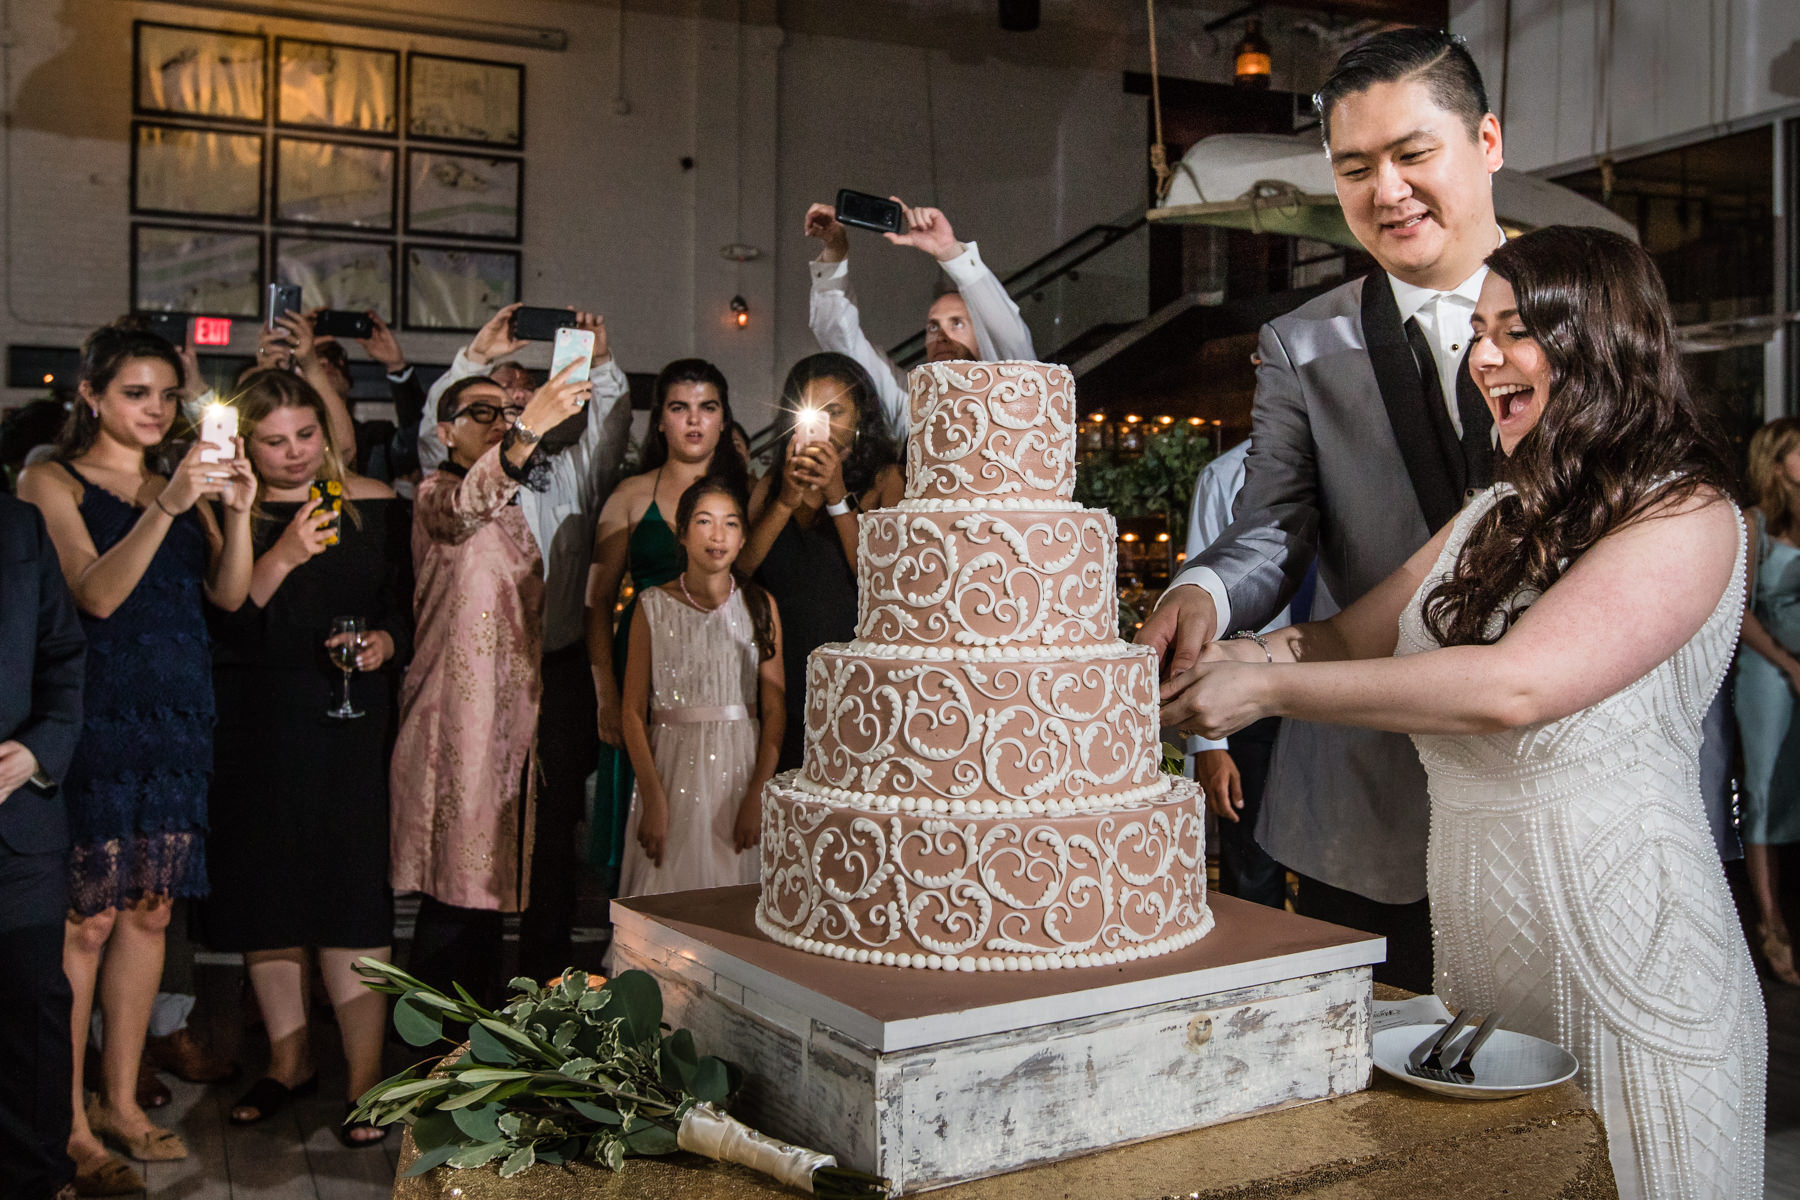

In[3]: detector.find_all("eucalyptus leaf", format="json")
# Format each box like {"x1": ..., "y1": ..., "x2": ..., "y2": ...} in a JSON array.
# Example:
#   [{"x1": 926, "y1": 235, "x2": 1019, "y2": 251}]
[
  {"x1": 623, "y1": 1121, "x2": 678, "y2": 1155},
  {"x1": 393, "y1": 994, "x2": 445, "y2": 1047},
  {"x1": 437, "y1": 1081, "x2": 505, "y2": 1110},
  {"x1": 401, "y1": 1143, "x2": 461, "y2": 1178},
  {"x1": 688, "y1": 1056, "x2": 730, "y2": 1106},
  {"x1": 446, "y1": 1141, "x2": 509, "y2": 1169},
  {"x1": 449, "y1": 1103, "x2": 502, "y2": 1143},
  {"x1": 600, "y1": 971, "x2": 662, "y2": 1046},
  {"x1": 659, "y1": 1028, "x2": 699, "y2": 1091},
  {"x1": 475, "y1": 1019, "x2": 542, "y2": 1054},
  {"x1": 569, "y1": 1099, "x2": 623, "y2": 1125},
  {"x1": 455, "y1": 1067, "x2": 534, "y2": 1084},
  {"x1": 468, "y1": 1021, "x2": 519, "y2": 1066}
]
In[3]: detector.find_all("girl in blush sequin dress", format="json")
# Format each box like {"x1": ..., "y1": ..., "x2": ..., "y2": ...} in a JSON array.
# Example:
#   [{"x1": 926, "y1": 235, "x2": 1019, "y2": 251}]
[{"x1": 615, "y1": 479, "x2": 784, "y2": 901}]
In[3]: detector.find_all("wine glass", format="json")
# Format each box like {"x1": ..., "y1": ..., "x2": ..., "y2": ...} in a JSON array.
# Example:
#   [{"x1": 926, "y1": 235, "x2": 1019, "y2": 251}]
[{"x1": 327, "y1": 615, "x2": 367, "y2": 720}]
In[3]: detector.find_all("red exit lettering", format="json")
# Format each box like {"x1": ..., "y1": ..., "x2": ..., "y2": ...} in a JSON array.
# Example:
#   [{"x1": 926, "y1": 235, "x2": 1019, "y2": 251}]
[{"x1": 192, "y1": 317, "x2": 233, "y2": 346}]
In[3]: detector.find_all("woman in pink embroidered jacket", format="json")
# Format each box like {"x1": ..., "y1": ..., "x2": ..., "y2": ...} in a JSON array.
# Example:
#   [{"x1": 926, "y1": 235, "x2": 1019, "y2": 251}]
[{"x1": 389, "y1": 365, "x2": 589, "y2": 1003}]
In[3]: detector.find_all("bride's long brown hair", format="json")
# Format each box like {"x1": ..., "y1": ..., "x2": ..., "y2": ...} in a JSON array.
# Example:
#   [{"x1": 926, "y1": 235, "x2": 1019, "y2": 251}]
[{"x1": 1421, "y1": 226, "x2": 1734, "y2": 646}]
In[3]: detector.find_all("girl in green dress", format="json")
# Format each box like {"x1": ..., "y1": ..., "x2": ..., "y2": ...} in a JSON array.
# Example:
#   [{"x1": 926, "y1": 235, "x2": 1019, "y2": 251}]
[{"x1": 585, "y1": 360, "x2": 748, "y2": 887}]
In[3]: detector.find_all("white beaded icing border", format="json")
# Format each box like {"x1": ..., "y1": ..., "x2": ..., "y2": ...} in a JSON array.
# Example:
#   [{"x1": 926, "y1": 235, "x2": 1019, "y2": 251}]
[
  {"x1": 783, "y1": 772, "x2": 1175, "y2": 816},
  {"x1": 894, "y1": 498, "x2": 1086, "y2": 513},
  {"x1": 840, "y1": 639, "x2": 1155, "y2": 663},
  {"x1": 753, "y1": 901, "x2": 1215, "y2": 972}
]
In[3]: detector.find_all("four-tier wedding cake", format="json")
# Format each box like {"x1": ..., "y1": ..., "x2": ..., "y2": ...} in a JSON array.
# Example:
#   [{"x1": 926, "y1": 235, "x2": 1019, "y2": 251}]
[{"x1": 755, "y1": 360, "x2": 1211, "y2": 972}]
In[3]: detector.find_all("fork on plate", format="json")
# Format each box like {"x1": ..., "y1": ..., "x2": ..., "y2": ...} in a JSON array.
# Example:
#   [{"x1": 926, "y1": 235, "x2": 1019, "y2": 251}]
[{"x1": 1405, "y1": 1011, "x2": 1503, "y2": 1084}]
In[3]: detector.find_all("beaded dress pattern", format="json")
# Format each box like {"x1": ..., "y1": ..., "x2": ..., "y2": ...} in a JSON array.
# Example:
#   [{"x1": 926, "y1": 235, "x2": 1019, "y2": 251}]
[{"x1": 1398, "y1": 485, "x2": 1764, "y2": 1200}]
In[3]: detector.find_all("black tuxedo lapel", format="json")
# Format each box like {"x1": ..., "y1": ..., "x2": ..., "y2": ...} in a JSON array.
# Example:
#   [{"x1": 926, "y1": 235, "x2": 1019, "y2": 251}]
[{"x1": 1360, "y1": 269, "x2": 1462, "y2": 531}]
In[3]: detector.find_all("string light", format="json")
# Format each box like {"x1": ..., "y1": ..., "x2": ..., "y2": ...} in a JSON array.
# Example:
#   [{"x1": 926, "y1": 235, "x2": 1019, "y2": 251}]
[{"x1": 730, "y1": 295, "x2": 749, "y2": 328}]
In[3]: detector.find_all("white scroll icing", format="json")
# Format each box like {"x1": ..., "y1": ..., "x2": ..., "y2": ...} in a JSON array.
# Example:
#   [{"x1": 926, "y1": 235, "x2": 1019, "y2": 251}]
[
  {"x1": 757, "y1": 775, "x2": 1209, "y2": 967},
  {"x1": 800, "y1": 647, "x2": 1162, "y2": 806},
  {"x1": 904, "y1": 361, "x2": 1077, "y2": 503},
  {"x1": 759, "y1": 360, "x2": 1212, "y2": 971},
  {"x1": 857, "y1": 509, "x2": 1117, "y2": 648}
]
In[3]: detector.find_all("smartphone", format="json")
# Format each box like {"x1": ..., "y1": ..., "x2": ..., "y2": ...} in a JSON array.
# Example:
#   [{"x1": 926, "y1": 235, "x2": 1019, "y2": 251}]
[
  {"x1": 793, "y1": 408, "x2": 829, "y2": 448},
  {"x1": 198, "y1": 401, "x2": 237, "y2": 466},
  {"x1": 267, "y1": 283, "x2": 302, "y2": 331},
  {"x1": 834, "y1": 189, "x2": 905, "y2": 235},
  {"x1": 313, "y1": 309, "x2": 373, "y2": 340},
  {"x1": 511, "y1": 305, "x2": 578, "y2": 342},
  {"x1": 309, "y1": 479, "x2": 344, "y2": 547},
  {"x1": 139, "y1": 312, "x2": 190, "y2": 347},
  {"x1": 550, "y1": 327, "x2": 595, "y2": 391}
]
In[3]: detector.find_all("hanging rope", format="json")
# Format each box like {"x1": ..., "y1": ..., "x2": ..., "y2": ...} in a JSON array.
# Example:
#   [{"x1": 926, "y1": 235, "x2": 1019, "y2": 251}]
[{"x1": 1146, "y1": 0, "x2": 1174, "y2": 202}]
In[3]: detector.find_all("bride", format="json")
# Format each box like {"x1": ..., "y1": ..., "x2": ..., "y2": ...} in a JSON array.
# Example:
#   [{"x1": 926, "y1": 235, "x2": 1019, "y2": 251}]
[{"x1": 1164, "y1": 225, "x2": 1764, "y2": 1200}]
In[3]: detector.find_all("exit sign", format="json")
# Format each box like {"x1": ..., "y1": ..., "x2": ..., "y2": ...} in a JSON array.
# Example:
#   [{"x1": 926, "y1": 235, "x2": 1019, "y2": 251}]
[{"x1": 192, "y1": 317, "x2": 233, "y2": 346}]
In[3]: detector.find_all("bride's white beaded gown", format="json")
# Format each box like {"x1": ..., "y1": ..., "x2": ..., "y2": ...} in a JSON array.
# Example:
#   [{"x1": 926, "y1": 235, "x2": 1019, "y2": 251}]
[{"x1": 1398, "y1": 486, "x2": 1765, "y2": 1200}]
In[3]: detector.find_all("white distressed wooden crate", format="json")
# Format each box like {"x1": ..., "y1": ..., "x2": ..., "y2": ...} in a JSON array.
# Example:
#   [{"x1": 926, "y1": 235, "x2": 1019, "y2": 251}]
[{"x1": 609, "y1": 889, "x2": 1383, "y2": 1195}]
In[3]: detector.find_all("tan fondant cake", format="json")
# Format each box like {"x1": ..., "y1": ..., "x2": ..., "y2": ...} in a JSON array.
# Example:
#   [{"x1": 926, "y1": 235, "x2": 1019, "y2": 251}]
[{"x1": 756, "y1": 361, "x2": 1210, "y2": 971}]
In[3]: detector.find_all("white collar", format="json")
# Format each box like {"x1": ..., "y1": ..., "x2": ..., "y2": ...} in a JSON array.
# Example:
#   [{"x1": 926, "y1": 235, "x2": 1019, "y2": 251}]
[
  {"x1": 1387, "y1": 225, "x2": 1507, "y2": 322},
  {"x1": 1388, "y1": 265, "x2": 1486, "y2": 323}
]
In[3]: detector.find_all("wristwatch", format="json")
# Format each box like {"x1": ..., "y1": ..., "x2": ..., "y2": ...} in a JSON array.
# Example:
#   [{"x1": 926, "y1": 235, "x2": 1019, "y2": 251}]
[{"x1": 825, "y1": 493, "x2": 860, "y2": 517}]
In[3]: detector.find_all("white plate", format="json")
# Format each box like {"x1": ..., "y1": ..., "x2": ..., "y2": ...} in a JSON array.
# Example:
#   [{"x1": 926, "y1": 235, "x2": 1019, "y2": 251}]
[{"x1": 1372, "y1": 1023, "x2": 1580, "y2": 1100}]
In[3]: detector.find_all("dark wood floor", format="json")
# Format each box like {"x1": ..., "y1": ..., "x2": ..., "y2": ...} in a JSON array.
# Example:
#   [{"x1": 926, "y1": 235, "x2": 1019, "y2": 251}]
[{"x1": 98, "y1": 885, "x2": 1800, "y2": 1200}]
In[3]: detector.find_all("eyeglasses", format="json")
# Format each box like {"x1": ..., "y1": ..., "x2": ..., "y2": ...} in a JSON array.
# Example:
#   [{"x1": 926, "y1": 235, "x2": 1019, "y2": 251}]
[{"x1": 450, "y1": 402, "x2": 525, "y2": 425}]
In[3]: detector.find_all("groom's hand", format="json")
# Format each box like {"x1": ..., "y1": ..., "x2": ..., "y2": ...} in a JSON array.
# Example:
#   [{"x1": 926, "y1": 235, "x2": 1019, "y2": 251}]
[
  {"x1": 1138, "y1": 584, "x2": 1218, "y2": 681},
  {"x1": 1194, "y1": 748, "x2": 1244, "y2": 823}
]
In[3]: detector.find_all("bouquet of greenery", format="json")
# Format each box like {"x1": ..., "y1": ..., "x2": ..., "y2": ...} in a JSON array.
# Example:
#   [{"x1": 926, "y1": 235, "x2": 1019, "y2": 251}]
[{"x1": 351, "y1": 959, "x2": 888, "y2": 1197}]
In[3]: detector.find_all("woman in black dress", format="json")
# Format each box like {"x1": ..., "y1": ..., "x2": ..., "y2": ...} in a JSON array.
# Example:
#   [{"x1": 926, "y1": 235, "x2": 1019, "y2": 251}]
[
  {"x1": 740, "y1": 354, "x2": 902, "y2": 771},
  {"x1": 200, "y1": 370, "x2": 410, "y2": 1144}
]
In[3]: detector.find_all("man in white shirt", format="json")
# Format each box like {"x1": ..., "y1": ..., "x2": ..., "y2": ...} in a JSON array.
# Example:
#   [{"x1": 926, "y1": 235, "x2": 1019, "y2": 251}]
[
  {"x1": 416, "y1": 302, "x2": 631, "y2": 980},
  {"x1": 804, "y1": 198, "x2": 1035, "y2": 438},
  {"x1": 1142, "y1": 28, "x2": 1504, "y2": 991},
  {"x1": 1183, "y1": 439, "x2": 1324, "y2": 910}
]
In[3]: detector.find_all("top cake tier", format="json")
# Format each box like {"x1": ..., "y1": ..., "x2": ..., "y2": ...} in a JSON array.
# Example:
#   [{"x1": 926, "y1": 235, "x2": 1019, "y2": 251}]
[{"x1": 904, "y1": 361, "x2": 1077, "y2": 505}]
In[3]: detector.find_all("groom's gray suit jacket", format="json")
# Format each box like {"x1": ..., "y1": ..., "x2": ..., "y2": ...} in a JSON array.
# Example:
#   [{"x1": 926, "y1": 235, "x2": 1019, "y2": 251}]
[{"x1": 1178, "y1": 268, "x2": 1485, "y2": 905}]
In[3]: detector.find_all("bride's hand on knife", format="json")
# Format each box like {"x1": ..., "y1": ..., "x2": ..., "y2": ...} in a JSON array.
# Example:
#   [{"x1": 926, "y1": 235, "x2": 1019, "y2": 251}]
[{"x1": 1160, "y1": 659, "x2": 1272, "y2": 740}]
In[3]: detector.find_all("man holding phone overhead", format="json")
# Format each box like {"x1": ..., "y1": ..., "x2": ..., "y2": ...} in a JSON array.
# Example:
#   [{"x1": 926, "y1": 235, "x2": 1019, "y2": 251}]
[
  {"x1": 804, "y1": 195, "x2": 1035, "y2": 438},
  {"x1": 414, "y1": 300, "x2": 631, "y2": 983}
]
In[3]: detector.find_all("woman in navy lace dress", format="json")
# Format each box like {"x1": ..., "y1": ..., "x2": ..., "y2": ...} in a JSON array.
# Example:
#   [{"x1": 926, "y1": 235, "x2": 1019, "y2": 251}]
[{"x1": 18, "y1": 326, "x2": 253, "y2": 1185}]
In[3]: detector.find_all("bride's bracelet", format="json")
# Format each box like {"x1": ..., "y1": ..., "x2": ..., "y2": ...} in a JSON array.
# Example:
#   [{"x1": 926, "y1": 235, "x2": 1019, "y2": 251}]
[{"x1": 1227, "y1": 630, "x2": 1274, "y2": 663}]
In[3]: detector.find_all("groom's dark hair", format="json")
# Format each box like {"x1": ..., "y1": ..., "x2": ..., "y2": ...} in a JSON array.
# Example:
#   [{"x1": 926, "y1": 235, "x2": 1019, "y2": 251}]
[{"x1": 1314, "y1": 27, "x2": 1490, "y2": 146}]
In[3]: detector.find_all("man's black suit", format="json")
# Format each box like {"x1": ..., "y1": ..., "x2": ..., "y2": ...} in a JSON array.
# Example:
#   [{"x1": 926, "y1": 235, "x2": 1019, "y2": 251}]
[{"x1": 0, "y1": 492, "x2": 85, "y2": 1199}]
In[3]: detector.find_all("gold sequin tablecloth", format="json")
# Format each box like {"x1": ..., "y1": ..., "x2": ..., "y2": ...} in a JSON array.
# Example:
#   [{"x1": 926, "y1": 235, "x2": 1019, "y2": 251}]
[{"x1": 391, "y1": 988, "x2": 1619, "y2": 1200}]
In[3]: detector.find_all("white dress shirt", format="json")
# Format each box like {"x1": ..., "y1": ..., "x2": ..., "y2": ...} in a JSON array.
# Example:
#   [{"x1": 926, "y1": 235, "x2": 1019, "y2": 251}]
[
  {"x1": 808, "y1": 240, "x2": 1036, "y2": 438},
  {"x1": 1165, "y1": 264, "x2": 1487, "y2": 640},
  {"x1": 417, "y1": 349, "x2": 632, "y2": 653}
]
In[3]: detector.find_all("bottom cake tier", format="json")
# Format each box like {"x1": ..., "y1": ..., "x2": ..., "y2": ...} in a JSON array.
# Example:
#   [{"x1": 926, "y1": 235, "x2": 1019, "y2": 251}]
[{"x1": 755, "y1": 771, "x2": 1211, "y2": 971}]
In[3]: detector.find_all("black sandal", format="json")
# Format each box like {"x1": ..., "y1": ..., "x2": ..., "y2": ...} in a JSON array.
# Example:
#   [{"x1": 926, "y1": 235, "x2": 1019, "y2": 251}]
[
  {"x1": 337, "y1": 1101, "x2": 389, "y2": 1148},
  {"x1": 229, "y1": 1074, "x2": 318, "y2": 1125}
]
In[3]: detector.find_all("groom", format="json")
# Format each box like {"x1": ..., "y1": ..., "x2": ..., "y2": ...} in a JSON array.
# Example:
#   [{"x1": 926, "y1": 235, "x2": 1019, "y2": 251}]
[{"x1": 1140, "y1": 27, "x2": 1503, "y2": 992}]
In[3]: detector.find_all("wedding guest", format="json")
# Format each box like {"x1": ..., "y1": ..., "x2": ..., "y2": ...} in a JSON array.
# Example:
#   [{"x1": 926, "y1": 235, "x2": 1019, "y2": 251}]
[
  {"x1": 586, "y1": 360, "x2": 747, "y2": 894},
  {"x1": 741, "y1": 354, "x2": 902, "y2": 771},
  {"x1": 804, "y1": 199, "x2": 1035, "y2": 437},
  {"x1": 1139, "y1": 27, "x2": 1506, "y2": 991},
  {"x1": 0, "y1": 492, "x2": 84, "y2": 1200},
  {"x1": 615, "y1": 478, "x2": 783, "y2": 899},
  {"x1": 414, "y1": 303, "x2": 629, "y2": 982},
  {"x1": 1164, "y1": 226, "x2": 1762, "y2": 1200},
  {"x1": 1734, "y1": 416, "x2": 1800, "y2": 986},
  {"x1": 200, "y1": 370, "x2": 410, "y2": 1143},
  {"x1": 17, "y1": 326, "x2": 254, "y2": 1181},
  {"x1": 389, "y1": 365, "x2": 591, "y2": 1005}
]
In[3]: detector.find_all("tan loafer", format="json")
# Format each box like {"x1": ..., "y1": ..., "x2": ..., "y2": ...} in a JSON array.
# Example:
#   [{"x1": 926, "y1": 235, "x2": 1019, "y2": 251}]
[{"x1": 84, "y1": 1095, "x2": 189, "y2": 1162}]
